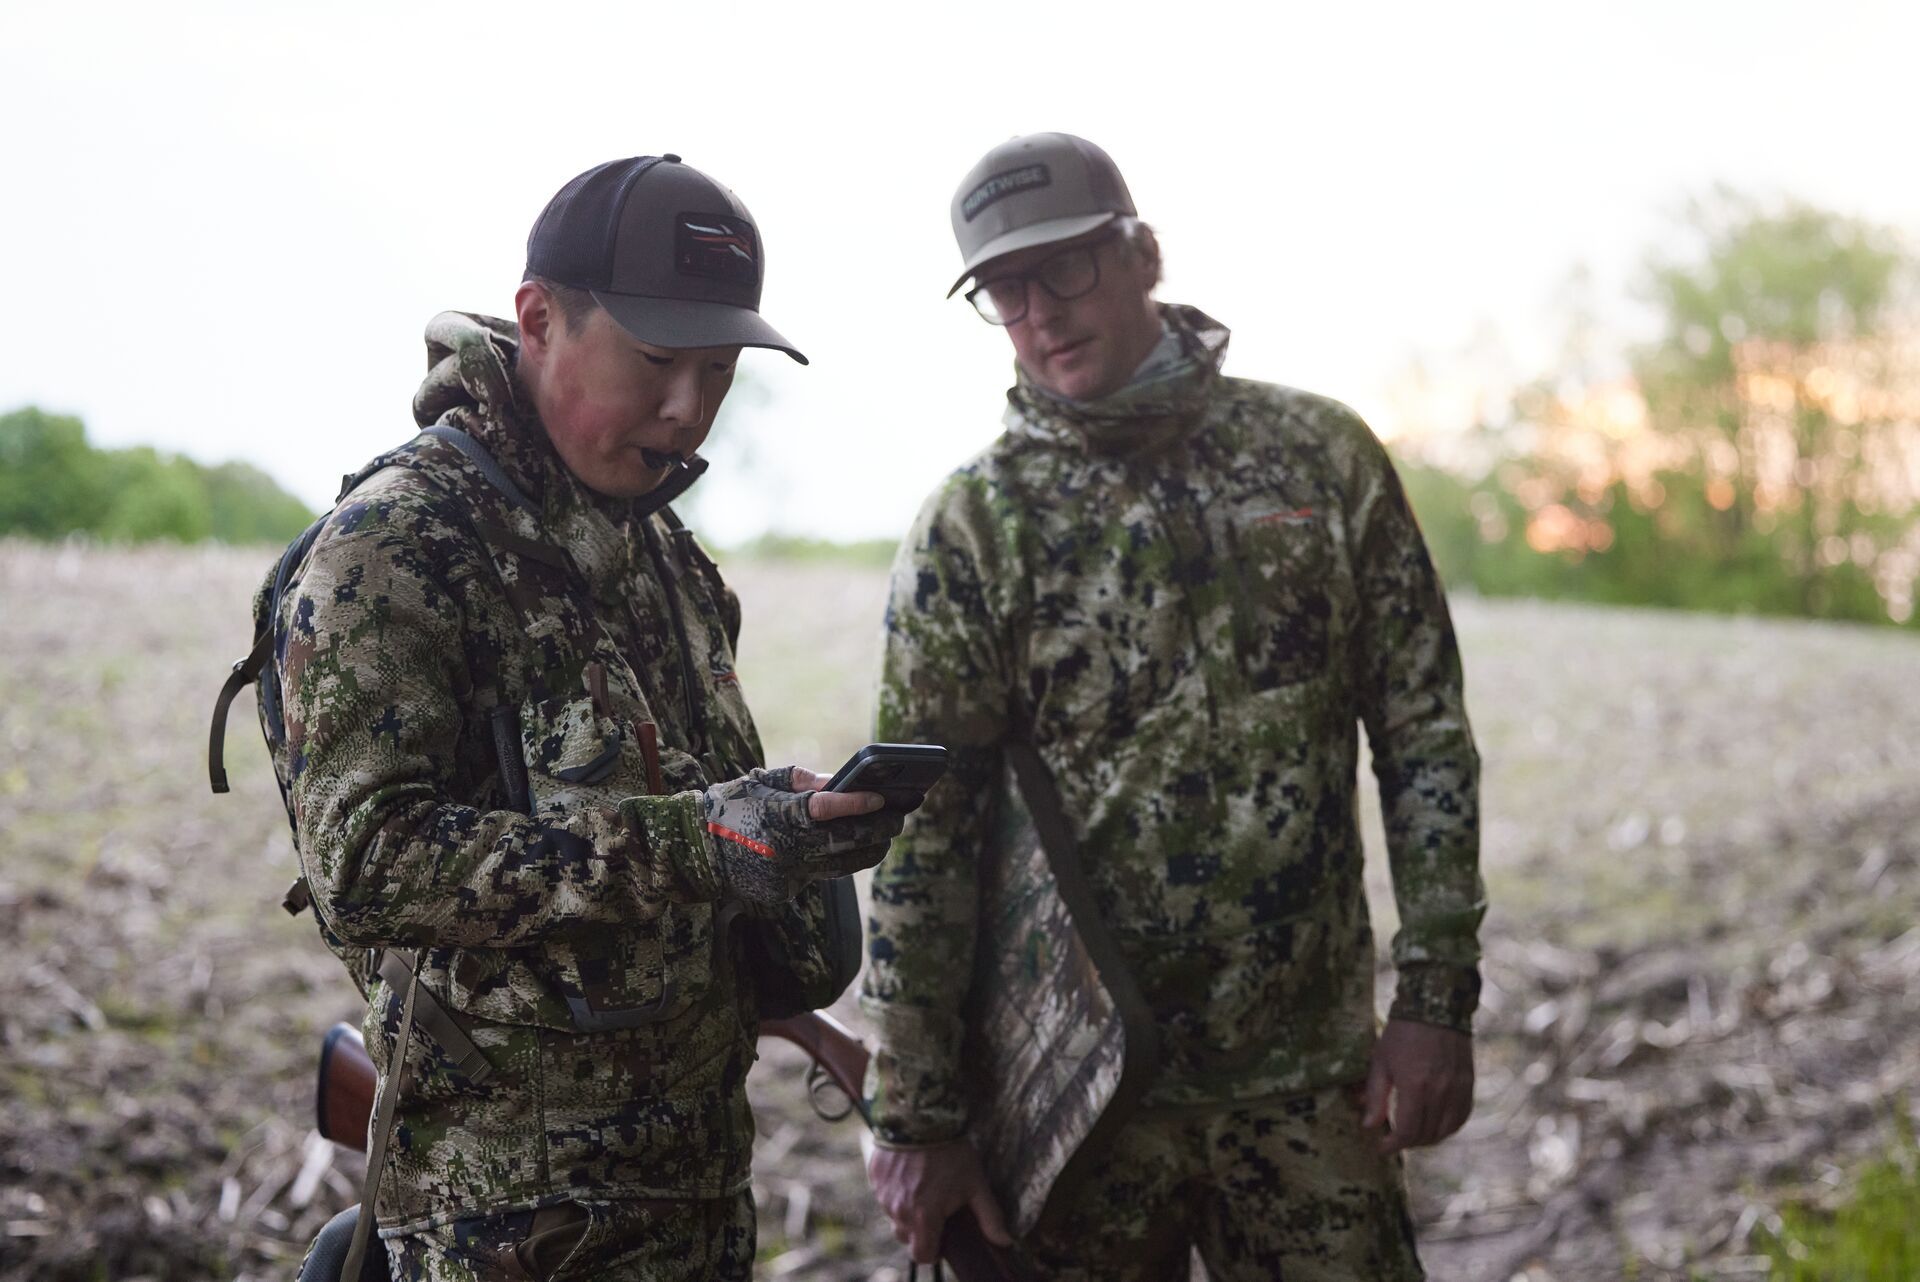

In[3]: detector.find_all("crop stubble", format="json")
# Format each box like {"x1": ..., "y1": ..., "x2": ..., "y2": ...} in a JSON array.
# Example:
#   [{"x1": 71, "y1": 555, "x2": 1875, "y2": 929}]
[{"x1": 0, "y1": 540, "x2": 1915, "y2": 1280}]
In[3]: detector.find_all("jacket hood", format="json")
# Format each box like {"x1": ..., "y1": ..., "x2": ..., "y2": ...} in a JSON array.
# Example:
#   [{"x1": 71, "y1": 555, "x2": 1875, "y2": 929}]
[
  {"x1": 412, "y1": 310, "x2": 557, "y2": 509},
  {"x1": 1004, "y1": 303, "x2": 1231, "y2": 459}
]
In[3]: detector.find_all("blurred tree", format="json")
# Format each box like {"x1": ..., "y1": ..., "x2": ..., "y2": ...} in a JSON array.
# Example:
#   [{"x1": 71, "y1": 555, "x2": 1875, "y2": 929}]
[
  {"x1": 98, "y1": 448, "x2": 213, "y2": 543},
  {"x1": 0, "y1": 407, "x2": 108, "y2": 536},
  {"x1": 202, "y1": 461, "x2": 317, "y2": 544},
  {"x1": 1395, "y1": 192, "x2": 1920, "y2": 628},
  {"x1": 1636, "y1": 189, "x2": 1913, "y2": 615},
  {"x1": 0, "y1": 407, "x2": 313, "y2": 545}
]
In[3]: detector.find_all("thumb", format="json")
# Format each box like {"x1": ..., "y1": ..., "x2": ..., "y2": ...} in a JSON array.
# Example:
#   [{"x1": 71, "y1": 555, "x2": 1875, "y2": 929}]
[
  {"x1": 969, "y1": 1191, "x2": 1014, "y2": 1247},
  {"x1": 1362, "y1": 1055, "x2": 1393, "y2": 1133}
]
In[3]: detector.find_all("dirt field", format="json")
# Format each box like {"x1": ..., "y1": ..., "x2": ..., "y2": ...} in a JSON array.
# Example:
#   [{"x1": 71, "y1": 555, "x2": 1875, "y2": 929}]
[{"x1": 2, "y1": 539, "x2": 1916, "y2": 1281}]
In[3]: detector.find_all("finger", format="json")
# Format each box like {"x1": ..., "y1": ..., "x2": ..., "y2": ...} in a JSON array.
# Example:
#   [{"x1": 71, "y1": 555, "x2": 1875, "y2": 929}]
[
  {"x1": 807, "y1": 788, "x2": 885, "y2": 821},
  {"x1": 818, "y1": 811, "x2": 906, "y2": 855},
  {"x1": 969, "y1": 1191, "x2": 1015, "y2": 1246},
  {"x1": 790, "y1": 765, "x2": 827, "y2": 792},
  {"x1": 1393, "y1": 1081, "x2": 1435, "y2": 1152},
  {"x1": 817, "y1": 841, "x2": 893, "y2": 879},
  {"x1": 1437, "y1": 1084, "x2": 1475, "y2": 1141},
  {"x1": 752, "y1": 765, "x2": 799, "y2": 791},
  {"x1": 909, "y1": 1215, "x2": 941, "y2": 1266},
  {"x1": 1362, "y1": 1060, "x2": 1392, "y2": 1133}
]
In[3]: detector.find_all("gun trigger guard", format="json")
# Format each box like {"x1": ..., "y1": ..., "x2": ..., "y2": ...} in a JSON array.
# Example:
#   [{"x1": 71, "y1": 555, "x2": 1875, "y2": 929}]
[{"x1": 804, "y1": 1059, "x2": 854, "y2": 1123}]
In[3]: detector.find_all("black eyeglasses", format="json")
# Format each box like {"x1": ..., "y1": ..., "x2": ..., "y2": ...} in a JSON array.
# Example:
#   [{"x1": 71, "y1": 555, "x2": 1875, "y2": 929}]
[{"x1": 965, "y1": 233, "x2": 1119, "y2": 326}]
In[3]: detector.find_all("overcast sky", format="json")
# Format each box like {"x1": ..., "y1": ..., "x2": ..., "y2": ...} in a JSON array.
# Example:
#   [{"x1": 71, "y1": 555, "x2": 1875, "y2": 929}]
[{"x1": 4, "y1": 1, "x2": 1915, "y2": 543}]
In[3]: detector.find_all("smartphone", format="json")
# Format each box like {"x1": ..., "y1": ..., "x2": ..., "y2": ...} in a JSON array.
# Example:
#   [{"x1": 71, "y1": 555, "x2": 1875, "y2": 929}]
[{"x1": 824, "y1": 743, "x2": 949, "y2": 813}]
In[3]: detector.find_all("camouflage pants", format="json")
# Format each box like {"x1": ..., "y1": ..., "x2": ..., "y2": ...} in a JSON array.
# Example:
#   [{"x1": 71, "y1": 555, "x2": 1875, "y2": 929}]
[
  {"x1": 1021, "y1": 1086, "x2": 1424, "y2": 1282},
  {"x1": 385, "y1": 1193, "x2": 755, "y2": 1282}
]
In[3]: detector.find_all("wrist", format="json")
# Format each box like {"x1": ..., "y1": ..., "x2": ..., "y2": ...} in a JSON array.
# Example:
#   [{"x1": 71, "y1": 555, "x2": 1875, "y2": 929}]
[
  {"x1": 1389, "y1": 961, "x2": 1481, "y2": 1033},
  {"x1": 870, "y1": 1128, "x2": 968, "y2": 1152},
  {"x1": 619, "y1": 790, "x2": 724, "y2": 902}
]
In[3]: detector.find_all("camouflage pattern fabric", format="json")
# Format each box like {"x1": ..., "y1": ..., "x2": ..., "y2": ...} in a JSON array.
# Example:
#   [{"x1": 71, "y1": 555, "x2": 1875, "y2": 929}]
[
  {"x1": 862, "y1": 303, "x2": 1485, "y2": 1149},
  {"x1": 277, "y1": 311, "x2": 830, "y2": 1233},
  {"x1": 387, "y1": 1194, "x2": 755, "y2": 1281},
  {"x1": 1020, "y1": 1087, "x2": 1424, "y2": 1282},
  {"x1": 958, "y1": 751, "x2": 1156, "y2": 1237}
]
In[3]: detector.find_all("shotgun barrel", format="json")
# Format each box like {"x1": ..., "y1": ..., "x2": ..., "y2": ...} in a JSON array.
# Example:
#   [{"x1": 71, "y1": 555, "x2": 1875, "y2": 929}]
[{"x1": 314, "y1": 1011, "x2": 1030, "y2": 1280}]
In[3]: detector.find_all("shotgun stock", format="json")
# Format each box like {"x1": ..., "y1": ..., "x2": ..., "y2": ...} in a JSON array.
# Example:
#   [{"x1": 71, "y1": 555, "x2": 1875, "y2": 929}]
[{"x1": 315, "y1": 1012, "x2": 1031, "y2": 1281}]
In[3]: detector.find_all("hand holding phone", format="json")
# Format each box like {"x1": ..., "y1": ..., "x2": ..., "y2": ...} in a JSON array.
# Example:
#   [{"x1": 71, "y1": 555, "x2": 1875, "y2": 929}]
[{"x1": 824, "y1": 743, "x2": 948, "y2": 813}]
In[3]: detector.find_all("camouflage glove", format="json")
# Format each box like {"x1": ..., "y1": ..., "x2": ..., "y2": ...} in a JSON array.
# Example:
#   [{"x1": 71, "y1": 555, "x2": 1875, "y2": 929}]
[{"x1": 698, "y1": 766, "x2": 904, "y2": 909}]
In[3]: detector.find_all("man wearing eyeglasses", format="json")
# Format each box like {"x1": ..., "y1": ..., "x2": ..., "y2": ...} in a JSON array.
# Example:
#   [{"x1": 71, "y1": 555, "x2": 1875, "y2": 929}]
[{"x1": 860, "y1": 133, "x2": 1484, "y2": 1279}]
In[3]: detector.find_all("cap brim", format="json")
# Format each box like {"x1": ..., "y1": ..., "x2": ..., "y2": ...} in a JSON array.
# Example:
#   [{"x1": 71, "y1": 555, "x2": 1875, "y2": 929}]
[
  {"x1": 592, "y1": 291, "x2": 808, "y2": 365},
  {"x1": 945, "y1": 212, "x2": 1121, "y2": 298}
]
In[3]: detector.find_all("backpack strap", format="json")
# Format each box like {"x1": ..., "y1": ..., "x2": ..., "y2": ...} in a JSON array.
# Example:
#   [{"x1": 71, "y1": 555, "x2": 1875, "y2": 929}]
[
  {"x1": 207, "y1": 510, "x2": 332, "y2": 794},
  {"x1": 418, "y1": 424, "x2": 539, "y2": 516},
  {"x1": 207, "y1": 627, "x2": 275, "y2": 794}
]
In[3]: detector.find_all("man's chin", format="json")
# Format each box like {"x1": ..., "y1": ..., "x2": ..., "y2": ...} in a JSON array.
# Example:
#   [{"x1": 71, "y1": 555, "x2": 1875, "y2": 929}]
[{"x1": 578, "y1": 464, "x2": 668, "y2": 500}]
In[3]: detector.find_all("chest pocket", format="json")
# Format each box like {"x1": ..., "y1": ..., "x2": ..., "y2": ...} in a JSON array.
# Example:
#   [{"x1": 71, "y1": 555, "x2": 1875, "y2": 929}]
[
  {"x1": 1230, "y1": 511, "x2": 1338, "y2": 693},
  {"x1": 515, "y1": 693, "x2": 714, "y2": 1030}
]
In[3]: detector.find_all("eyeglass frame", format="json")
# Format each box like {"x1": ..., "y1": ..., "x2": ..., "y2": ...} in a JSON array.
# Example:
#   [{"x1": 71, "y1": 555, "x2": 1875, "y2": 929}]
[{"x1": 963, "y1": 230, "x2": 1124, "y2": 326}]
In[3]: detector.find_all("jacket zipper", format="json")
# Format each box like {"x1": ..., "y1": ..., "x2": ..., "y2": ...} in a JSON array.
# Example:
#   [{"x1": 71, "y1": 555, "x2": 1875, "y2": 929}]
[
  {"x1": 1128, "y1": 462, "x2": 1220, "y2": 730},
  {"x1": 641, "y1": 522, "x2": 708, "y2": 762}
]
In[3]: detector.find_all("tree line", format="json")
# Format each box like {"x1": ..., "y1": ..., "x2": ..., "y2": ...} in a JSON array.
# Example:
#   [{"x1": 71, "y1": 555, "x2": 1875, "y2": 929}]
[
  {"x1": 0, "y1": 407, "x2": 314, "y2": 545},
  {"x1": 1396, "y1": 191, "x2": 1919, "y2": 629},
  {"x1": 5, "y1": 193, "x2": 1915, "y2": 629}
]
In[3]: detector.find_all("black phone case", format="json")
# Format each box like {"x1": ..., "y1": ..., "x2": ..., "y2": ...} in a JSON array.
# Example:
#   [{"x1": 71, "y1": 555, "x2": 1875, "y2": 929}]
[{"x1": 826, "y1": 744, "x2": 948, "y2": 812}]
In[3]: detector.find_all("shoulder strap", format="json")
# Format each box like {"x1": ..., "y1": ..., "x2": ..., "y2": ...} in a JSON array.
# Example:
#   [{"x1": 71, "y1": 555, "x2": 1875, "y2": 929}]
[
  {"x1": 418, "y1": 424, "x2": 539, "y2": 516},
  {"x1": 207, "y1": 510, "x2": 332, "y2": 794}
]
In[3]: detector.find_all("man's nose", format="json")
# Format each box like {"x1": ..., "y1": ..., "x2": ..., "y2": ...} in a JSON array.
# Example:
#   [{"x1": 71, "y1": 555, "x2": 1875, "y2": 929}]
[
  {"x1": 1023, "y1": 283, "x2": 1065, "y2": 328},
  {"x1": 659, "y1": 367, "x2": 708, "y2": 430}
]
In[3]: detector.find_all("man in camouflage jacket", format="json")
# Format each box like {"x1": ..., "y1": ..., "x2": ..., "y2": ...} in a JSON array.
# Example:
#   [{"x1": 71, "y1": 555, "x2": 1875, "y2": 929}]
[
  {"x1": 280, "y1": 157, "x2": 902, "y2": 1280},
  {"x1": 861, "y1": 134, "x2": 1485, "y2": 1280}
]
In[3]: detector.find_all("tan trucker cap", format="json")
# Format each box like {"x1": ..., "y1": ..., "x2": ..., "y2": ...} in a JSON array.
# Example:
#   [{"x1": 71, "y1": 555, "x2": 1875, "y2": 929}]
[{"x1": 946, "y1": 132, "x2": 1136, "y2": 297}]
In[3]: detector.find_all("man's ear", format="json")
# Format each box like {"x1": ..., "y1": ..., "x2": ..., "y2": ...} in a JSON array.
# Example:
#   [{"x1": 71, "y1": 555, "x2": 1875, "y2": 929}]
[
  {"x1": 1130, "y1": 223, "x2": 1163, "y2": 289},
  {"x1": 514, "y1": 280, "x2": 554, "y2": 364}
]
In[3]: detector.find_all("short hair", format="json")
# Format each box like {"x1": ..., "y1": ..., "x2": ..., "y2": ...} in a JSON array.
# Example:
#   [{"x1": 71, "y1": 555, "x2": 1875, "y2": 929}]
[
  {"x1": 519, "y1": 272, "x2": 600, "y2": 332},
  {"x1": 1114, "y1": 217, "x2": 1163, "y2": 288}
]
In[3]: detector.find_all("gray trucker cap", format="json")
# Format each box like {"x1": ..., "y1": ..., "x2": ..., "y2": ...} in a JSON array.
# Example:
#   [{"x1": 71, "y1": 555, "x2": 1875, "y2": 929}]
[
  {"x1": 946, "y1": 132, "x2": 1136, "y2": 297},
  {"x1": 526, "y1": 155, "x2": 806, "y2": 363}
]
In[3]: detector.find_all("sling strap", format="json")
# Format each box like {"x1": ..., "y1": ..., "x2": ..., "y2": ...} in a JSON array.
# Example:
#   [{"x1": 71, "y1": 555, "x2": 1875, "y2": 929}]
[{"x1": 341, "y1": 952, "x2": 420, "y2": 1282}]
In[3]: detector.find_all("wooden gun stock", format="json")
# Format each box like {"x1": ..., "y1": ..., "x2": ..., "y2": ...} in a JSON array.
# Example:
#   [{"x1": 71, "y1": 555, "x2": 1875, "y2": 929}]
[
  {"x1": 316, "y1": 1023, "x2": 374, "y2": 1148},
  {"x1": 315, "y1": 1012, "x2": 1030, "y2": 1281}
]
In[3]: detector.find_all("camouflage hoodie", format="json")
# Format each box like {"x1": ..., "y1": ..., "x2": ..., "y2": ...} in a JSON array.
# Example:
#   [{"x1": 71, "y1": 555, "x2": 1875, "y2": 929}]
[
  {"x1": 279, "y1": 312, "x2": 773, "y2": 1231},
  {"x1": 862, "y1": 305, "x2": 1485, "y2": 1144}
]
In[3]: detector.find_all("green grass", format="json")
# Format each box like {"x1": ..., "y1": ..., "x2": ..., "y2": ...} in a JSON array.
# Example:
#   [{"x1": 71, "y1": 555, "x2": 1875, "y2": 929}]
[
  {"x1": 1763, "y1": 1119, "x2": 1920, "y2": 1280},
  {"x1": 719, "y1": 534, "x2": 898, "y2": 569}
]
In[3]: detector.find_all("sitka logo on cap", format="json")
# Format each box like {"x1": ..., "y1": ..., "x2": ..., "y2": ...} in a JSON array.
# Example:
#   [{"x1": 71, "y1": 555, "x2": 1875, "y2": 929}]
[
  {"x1": 675, "y1": 214, "x2": 759, "y2": 287},
  {"x1": 961, "y1": 163, "x2": 1051, "y2": 222}
]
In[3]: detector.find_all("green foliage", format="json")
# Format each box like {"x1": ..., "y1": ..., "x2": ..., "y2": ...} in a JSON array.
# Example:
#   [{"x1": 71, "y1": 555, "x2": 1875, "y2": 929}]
[
  {"x1": 0, "y1": 407, "x2": 312, "y2": 545},
  {"x1": 0, "y1": 407, "x2": 108, "y2": 537},
  {"x1": 1762, "y1": 1118, "x2": 1920, "y2": 1280},
  {"x1": 1400, "y1": 191, "x2": 1920, "y2": 629}
]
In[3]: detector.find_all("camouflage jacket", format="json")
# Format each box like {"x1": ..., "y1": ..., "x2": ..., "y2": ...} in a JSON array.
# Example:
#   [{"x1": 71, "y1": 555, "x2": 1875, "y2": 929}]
[
  {"x1": 861, "y1": 305, "x2": 1485, "y2": 1144},
  {"x1": 278, "y1": 312, "x2": 784, "y2": 1231}
]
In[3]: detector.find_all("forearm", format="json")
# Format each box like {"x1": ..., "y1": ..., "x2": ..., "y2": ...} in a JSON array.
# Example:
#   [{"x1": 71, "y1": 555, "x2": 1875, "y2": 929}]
[
  {"x1": 1341, "y1": 425, "x2": 1486, "y2": 1028},
  {"x1": 1370, "y1": 703, "x2": 1484, "y2": 1028},
  {"x1": 860, "y1": 744, "x2": 998, "y2": 1145},
  {"x1": 299, "y1": 780, "x2": 717, "y2": 949}
]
